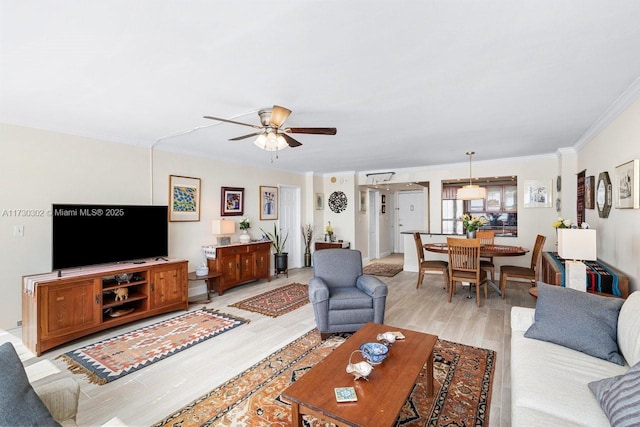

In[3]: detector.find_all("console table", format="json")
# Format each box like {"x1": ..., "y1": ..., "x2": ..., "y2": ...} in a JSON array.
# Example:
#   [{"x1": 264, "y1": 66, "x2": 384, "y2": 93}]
[
  {"x1": 541, "y1": 252, "x2": 629, "y2": 298},
  {"x1": 314, "y1": 241, "x2": 350, "y2": 251}
]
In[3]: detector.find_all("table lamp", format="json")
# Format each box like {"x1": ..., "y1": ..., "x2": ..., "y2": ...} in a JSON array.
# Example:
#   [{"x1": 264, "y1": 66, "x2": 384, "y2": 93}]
[
  {"x1": 212, "y1": 218, "x2": 235, "y2": 246},
  {"x1": 557, "y1": 229, "x2": 597, "y2": 292}
]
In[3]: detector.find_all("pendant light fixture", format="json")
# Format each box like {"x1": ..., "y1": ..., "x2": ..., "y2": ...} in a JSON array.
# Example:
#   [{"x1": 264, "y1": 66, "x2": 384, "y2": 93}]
[{"x1": 457, "y1": 151, "x2": 487, "y2": 200}]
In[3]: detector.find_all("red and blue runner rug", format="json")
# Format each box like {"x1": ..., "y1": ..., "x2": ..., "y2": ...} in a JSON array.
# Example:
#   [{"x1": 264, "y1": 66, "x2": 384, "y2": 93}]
[
  {"x1": 229, "y1": 283, "x2": 309, "y2": 317},
  {"x1": 58, "y1": 308, "x2": 248, "y2": 384},
  {"x1": 547, "y1": 251, "x2": 622, "y2": 296}
]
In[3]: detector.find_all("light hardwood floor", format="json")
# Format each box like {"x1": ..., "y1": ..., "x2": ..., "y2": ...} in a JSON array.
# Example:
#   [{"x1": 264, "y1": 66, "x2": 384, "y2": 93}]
[{"x1": 9, "y1": 255, "x2": 536, "y2": 426}]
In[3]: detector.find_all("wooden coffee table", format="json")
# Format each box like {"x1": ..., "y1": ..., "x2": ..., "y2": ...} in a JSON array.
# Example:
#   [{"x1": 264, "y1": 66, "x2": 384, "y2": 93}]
[{"x1": 281, "y1": 322, "x2": 438, "y2": 427}]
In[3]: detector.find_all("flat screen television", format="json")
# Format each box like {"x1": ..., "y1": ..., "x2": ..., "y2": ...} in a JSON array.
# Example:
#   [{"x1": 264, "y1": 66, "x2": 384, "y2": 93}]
[{"x1": 52, "y1": 204, "x2": 168, "y2": 271}]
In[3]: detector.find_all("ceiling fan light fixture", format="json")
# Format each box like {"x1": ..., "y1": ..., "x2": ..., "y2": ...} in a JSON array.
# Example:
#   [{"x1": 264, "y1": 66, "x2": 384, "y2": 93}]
[
  {"x1": 255, "y1": 132, "x2": 288, "y2": 151},
  {"x1": 457, "y1": 151, "x2": 487, "y2": 200}
]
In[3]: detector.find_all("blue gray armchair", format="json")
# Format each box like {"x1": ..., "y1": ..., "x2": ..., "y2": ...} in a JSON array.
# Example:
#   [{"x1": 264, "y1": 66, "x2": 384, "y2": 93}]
[{"x1": 309, "y1": 249, "x2": 388, "y2": 338}]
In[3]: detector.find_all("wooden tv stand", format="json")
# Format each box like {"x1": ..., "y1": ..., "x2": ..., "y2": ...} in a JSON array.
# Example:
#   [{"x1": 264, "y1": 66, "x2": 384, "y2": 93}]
[{"x1": 22, "y1": 259, "x2": 188, "y2": 356}]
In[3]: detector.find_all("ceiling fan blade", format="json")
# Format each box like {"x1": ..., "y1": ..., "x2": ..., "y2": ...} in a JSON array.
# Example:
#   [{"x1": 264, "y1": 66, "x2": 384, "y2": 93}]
[
  {"x1": 203, "y1": 115, "x2": 262, "y2": 129},
  {"x1": 286, "y1": 127, "x2": 337, "y2": 135},
  {"x1": 229, "y1": 131, "x2": 263, "y2": 141},
  {"x1": 281, "y1": 133, "x2": 303, "y2": 148},
  {"x1": 269, "y1": 105, "x2": 292, "y2": 127}
]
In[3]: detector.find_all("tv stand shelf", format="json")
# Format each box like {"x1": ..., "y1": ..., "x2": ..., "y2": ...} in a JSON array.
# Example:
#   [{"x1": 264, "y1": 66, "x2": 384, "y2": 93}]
[{"x1": 22, "y1": 259, "x2": 188, "y2": 356}]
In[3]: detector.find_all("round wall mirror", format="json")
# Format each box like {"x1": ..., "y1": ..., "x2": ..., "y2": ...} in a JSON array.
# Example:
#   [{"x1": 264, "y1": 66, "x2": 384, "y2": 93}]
[{"x1": 596, "y1": 171, "x2": 611, "y2": 218}]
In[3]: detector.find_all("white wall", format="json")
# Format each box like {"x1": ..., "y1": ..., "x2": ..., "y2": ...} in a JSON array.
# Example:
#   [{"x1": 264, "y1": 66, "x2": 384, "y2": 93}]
[
  {"x1": 0, "y1": 124, "x2": 307, "y2": 329},
  {"x1": 577, "y1": 98, "x2": 640, "y2": 291}
]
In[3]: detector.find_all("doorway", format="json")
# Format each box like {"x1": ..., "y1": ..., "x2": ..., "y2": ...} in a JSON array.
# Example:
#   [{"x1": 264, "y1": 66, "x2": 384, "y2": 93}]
[
  {"x1": 279, "y1": 185, "x2": 301, "y2": 268},
  {"x1": 368, "y1": 189, "x2": 380, "y2": 261}
]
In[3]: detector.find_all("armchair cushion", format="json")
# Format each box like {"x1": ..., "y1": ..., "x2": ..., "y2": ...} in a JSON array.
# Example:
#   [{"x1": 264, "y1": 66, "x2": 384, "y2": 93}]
[{"x1": 0, "y1": 342, "x2": 60, "y2": 426}]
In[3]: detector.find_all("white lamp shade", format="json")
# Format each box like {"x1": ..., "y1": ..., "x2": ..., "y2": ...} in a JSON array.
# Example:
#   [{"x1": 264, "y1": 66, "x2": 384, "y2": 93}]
[
  {"x1": 254, "y1": 132, "x2": 288, "y2": 151},
  {"x1": 558, "y1": 229, "x2": 597, "y2": 261},
  {"x1": 457, "y1": 185, "x2": 487, "y2": 200},
  {"x1": 212, "y1": 218, "x2": 235, "y2": 235}
]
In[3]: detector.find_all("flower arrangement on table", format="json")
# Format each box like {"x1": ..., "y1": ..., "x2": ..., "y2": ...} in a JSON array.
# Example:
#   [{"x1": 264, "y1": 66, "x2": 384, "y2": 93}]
[
  {"x1": 239, "y1": 217, "x2": 251, "y2": 231},
  {"x1": 325, "y1": 222, "x2": 334, "y2": 241},
  {"x1": 552, "y1": 217, "x2": 573, "y2": 229},
  {"x1": 460, "y1": 214, "x2": 488, "y2": 232}
]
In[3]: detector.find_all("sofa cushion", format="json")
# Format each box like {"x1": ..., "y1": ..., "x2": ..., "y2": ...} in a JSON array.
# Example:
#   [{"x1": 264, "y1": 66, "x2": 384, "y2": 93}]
[
  {"x1": 617, "y1": 291, "x2": 640, "y2": 366},
  {"x1": 328, "y1": 287, "x2": 374, "y2": 310},
  {"x1": 589, "y1": 361, "x2": 640, "y2": 427},
  {"x1": 524, "y1": 282, "x2": 625, "y2": 365},
  {"x1": 0, "y1": 342, "x2": 60, "y2": 426}
]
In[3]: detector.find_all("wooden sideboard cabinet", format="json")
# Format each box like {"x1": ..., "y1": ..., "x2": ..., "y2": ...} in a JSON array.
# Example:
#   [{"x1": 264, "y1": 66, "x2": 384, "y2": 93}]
[
  {"x1": 207, "y1": 241, "x2": 271, "y2": 295},
  {"x1": 22, "y1": 259, "x2": 188, "y2": 356}
]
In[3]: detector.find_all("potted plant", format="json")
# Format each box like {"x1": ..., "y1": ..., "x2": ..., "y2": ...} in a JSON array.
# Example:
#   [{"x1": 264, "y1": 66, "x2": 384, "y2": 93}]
[
  {"x1": 238, "y1": 217, "x2": 251, "y2": 243},
  {"x1": 260, "y1": 223, "x2": 289, "y2": 275}
]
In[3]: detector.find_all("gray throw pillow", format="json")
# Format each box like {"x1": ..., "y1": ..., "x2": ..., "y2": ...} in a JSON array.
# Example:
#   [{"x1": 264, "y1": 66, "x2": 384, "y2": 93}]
[
  {"x1": 0, "y1": 342, "x2": 60, "y2": 426},
  {"x1": 589, "y1": 361, "x2": 640, "y2": 426},
  {"x1": 524, "y1": 282, "x2": 625, "y2": 365}
]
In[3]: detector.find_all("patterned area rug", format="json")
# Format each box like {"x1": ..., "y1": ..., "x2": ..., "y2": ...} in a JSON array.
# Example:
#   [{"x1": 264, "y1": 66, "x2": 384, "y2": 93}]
[
  {"x1": 363, "y1": 262, "x2": 404, "y2": 277},
  {"x1": 229, "y1": 283, "x2": 309, "y2": 317},
  {"x1": 153, "y1": 329, "x2": 495, "y2": 426},
  {"x1": 58, "y1": 309, "x2": 248, "y2": 385}
]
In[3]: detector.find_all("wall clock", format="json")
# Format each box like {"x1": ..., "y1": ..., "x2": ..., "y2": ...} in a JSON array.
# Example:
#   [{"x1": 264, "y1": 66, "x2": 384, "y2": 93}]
[
  {"x1": 596, "y1": 171, "x2": 612, "y2": 218},
  {"x1": 328, "y1": 191, "x2": 348, "y2": 213}
]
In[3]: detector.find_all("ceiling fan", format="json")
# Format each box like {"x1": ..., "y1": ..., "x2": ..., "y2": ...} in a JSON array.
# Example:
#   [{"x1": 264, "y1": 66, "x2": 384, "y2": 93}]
[{"x1": 204, "y1": 105, "x2": 337, "y2": 151}]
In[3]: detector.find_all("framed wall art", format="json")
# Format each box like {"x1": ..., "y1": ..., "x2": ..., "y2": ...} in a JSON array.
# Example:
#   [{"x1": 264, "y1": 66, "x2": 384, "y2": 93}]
[
  {"x1": 359, "y1": 190, "x2": 367, "y2": 212},
  {"x1": 523, "y1": 179, "x2": 553, "y2": 208},
  {"x1": 315, "y1": 193, "x2": 324, "y2": 210},
  {"x1": 221, "y1": 187, "x2": 244, "y2": 216},
  {"x1": 169, "y1": 175, "x2": 201, "y2": 222},
  {"x1": 615, "y1": 159, "x2": 639, "y2": 209},
  {"x1": 260, "y1": 186, "x2": 278, "y2": 220},
  {"x1": 585, "y1": 175, "x2": 595, "y2": 209}
]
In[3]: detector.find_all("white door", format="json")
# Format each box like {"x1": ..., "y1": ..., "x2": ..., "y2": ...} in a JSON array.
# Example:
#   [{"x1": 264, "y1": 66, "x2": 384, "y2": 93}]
[
  {"x1": 396, "y1": 191, "x2": 425, "y2": 253},
  {"x1": 279, "y1": 186, "x2": 301, "y2": 268}
]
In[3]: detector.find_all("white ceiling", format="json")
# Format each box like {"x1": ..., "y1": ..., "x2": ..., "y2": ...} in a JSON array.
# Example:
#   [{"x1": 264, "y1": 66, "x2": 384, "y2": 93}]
[{"x1": 2, "y1": 1, "x2": 640, "y2": 174}]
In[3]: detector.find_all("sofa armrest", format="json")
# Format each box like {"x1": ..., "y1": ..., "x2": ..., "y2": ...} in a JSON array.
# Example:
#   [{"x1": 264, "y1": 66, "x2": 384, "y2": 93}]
[
  {"x1": 34, "y1": 378, "x2": 80, "y2": 424},
  {"x1": 511, "y1": 307, "x2": 535, "y2": 333},
  {"x1": 309, "y1": 277, "x2": 330, "y2": 303},
  {"x1": 356, "y1": 275, "x2": 388, "y2": 298}
]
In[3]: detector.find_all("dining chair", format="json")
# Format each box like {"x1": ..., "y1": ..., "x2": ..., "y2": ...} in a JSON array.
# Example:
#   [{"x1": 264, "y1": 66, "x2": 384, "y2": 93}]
[
  {"x1": 476, "y1": 230, "x2": 495, "y2": 282},
  {"x1": 413, "y1": 233, "x2": 448, "y2": 290},
  {"x1": 499, "y1": 234, "x2": 546, "y2": 299},
  {"x1": 446, "y1": 237, "x2": 488, "y2": 307}
]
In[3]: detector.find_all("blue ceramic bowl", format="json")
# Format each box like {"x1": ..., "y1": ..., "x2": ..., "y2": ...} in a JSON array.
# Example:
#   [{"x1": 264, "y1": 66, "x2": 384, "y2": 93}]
[{"x1": 359, "y1": 342, "x2": 389, "y2": 364}]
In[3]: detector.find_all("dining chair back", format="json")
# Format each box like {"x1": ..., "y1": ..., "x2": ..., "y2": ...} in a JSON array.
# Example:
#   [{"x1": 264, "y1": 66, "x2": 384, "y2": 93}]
[
  {"x1": 413, "y1": 233, "x2": 448, "y2": 289},
  {"x1": 499, "y1": 234, "x2": 547, "y2": 299},
  {"x1": 476, "y1": 230, "x2": 496, "y2": 282},
  {"x1": 446, "y1": 237, "x2": 488, "y2": 307}
]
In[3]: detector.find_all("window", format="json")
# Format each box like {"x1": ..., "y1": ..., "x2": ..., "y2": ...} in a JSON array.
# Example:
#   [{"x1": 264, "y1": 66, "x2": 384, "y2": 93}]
[{"x1": 442, "y1": 178, "x2": 518, "y2": 236}]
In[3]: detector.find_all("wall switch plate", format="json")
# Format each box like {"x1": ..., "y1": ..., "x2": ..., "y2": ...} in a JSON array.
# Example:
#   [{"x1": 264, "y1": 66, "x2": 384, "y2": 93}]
[{"x1": 13, "y1": 225, "x2": 24, "y2": 237}]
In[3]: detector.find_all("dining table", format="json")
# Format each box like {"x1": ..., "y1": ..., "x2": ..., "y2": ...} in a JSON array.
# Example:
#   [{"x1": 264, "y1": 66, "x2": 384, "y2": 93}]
[{"x1": 423, "y1": 242, "x2": 529, "y2": 296}]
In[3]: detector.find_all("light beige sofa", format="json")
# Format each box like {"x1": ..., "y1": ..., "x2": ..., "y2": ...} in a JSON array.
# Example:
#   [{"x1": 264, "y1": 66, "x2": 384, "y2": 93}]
[{"x1": 511, "y1": 288, "x2": 640, "y2": 426}]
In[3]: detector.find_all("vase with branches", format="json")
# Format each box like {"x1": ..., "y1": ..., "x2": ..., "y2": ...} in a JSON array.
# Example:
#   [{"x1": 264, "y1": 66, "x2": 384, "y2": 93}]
[{"x1": 301, "y1": 224, "x2": 313, "y2": 267}]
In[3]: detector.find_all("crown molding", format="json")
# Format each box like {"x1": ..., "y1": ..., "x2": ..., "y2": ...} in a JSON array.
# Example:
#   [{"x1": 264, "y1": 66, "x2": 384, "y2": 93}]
[{"x1": 573, "y1": 75, "x2": 640, "y2": 150}]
